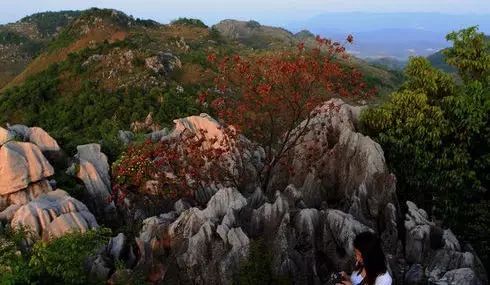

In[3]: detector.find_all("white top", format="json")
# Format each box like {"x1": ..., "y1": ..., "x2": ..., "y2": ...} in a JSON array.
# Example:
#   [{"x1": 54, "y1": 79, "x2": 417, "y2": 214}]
[
  {"x1": 374, "y1": 272, "x2": 392, "y2": 285},
  {"x1": 350, "y1": 271, "x2": 392, "y2": 285},
  {"x1": 351, "y1": 271, "x2": 363, "y2": 285}
]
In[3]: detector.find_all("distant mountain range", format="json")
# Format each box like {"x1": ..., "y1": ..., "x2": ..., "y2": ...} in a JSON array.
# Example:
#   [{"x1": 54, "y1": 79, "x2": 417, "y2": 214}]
[{"x1": 287, "y1": 12, "x2": 490, "y2": 59}]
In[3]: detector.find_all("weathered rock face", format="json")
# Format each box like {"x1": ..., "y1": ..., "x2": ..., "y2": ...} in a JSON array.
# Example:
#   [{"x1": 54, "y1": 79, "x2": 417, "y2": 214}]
[
  {"x1": 67, "y1": 144, "x2": 114, "y2": 217},
  {"x1": 0, "y1": 129, "x2": 60, "y2": 224},
  {"x1": 1, "y1": 180, "x2": 53, "y2": 209},
  {"x1": 11, "y1": 190, "x2": 98, "y2": 239},
  {"x1": 0, "y1": 141, "x2": 54, "y2": 195},
  {"x1": 405, "y1": 201, "x2": 433, "y2": 264},
  {"x1": 145, "y1": 52, "x2": 181, "y2": 76},
  {"x1": 170, "y1": 113, "x2": 263, "y2": 203},
  {"x1": 288, "y1": 99, "x2": 397, "y2": 233},
  {"x1": 137, "y1": 188, "x2": 250, "y2": 284},
  {"x1": 404, "y1": 201, "x2": 488, "y2": 285},
  {"x1": 26, "y1": 127, "x2": 61, "y2": 152},
  {"x1": 437, "y1": 268, "x2": 482, "y2": 285},
  {"x1": 5, "y1": 125, "x2": 60, "y2": 152},
  {"x1": 6, "y1": 124, "x2": 30, "y2": 140},
  {"x1": 127, "y1": 101, "x2": 488, "y2": 285}
]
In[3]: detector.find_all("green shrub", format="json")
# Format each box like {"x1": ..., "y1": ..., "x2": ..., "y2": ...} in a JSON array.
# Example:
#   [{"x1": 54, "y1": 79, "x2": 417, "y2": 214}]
[
  {"x1": 170, "y1": 18, "x2": 208, "y2": 29},
  {"x1": 20, "y1": 11, "x2": 81, "y2": 37},
  {"x1": 0, "y1": 227, "x2": 37, "y2": 285},
  {"x1": 29, "y1": 228, "x2": 112, "y2": 284},
  {"x1": 246, "y1": 20, "x2": 261, "y2": 29},
  {"x1": 170, "y1": 18, "x2": 208, "y2": 28}
]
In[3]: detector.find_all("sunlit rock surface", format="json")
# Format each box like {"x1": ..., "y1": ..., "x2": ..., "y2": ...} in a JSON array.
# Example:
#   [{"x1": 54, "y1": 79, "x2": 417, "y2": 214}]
[
  {"x1": 11, "y1": 190, "x2": 98, "y2": 239},
  {"x1": 0, "y1": 141, "x2": 54, "y2": 195}
]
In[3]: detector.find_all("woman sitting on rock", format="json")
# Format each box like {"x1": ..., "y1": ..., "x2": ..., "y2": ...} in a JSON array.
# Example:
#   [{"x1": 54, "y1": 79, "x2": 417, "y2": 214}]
[{"x1": 337, "y1": 231, "x2": 392, "y2": 285}]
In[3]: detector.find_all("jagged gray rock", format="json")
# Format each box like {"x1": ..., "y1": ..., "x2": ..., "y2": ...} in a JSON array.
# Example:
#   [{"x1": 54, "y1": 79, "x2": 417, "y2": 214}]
[
  {"x1": 123, "y1": 102, "x2": 487, "y2": 285},
  {"x1": 426, "y1": 250, "x2": 477, "y2": 282},
  {"x1": 405, "y1": 201, "x2": 433, "y2": 264},
  {"x1": 118, "y1": 130, "x2": 134, "y2": 145},
  {"x1": 288, "y1": 99, "x2": 397, "y2": 232},
  {"x1": 436, "y1": 268, "x2": 482, "y2": 285},
  {"x1": 405, "y1": 264, "x2": 426, "y2": 285}
]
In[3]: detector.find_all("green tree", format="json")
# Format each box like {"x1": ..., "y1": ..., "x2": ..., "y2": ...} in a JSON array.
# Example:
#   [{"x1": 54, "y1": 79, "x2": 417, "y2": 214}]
[
  {"x1": 401, "y1": 56, "x2": 456, "y2": 101},
  {"x1": 443, "y1": 26, "x2": 490, "y2": 84}
]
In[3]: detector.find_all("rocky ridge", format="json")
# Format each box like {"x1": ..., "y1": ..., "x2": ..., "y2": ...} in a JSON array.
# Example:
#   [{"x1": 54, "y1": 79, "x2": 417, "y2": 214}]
[{"x1": 0, "y1": 99, "x2": 487, "y2": 284}]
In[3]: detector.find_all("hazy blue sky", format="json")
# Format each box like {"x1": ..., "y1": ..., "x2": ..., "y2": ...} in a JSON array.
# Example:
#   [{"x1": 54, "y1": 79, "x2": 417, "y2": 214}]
[{"x1": 1, "y1": 0, "x2": 490, "y2": 25}]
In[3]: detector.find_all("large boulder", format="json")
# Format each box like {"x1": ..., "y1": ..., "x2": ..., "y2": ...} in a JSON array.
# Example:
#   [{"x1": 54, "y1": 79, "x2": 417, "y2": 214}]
[
  {"x1": 11, "y1": 190, "x2": 98, "y2": 239},
  {"x1": 288, "y1": 99, "x2": 397, "y2": 231},
  {"x1": 5, "y1": 125, "x2": 60, "y2": 152},
  {"x1": 0, "y1": 142, "x2": 54, "y2": 195},
  {"x1": 170, "y1": 114, "x2": 262, "y2": 203},
  {"x1": 67, "y1": 144, "x2": 114, "y2": 217},
  {"x1": 27, "y1": 127, "x2": 61, "y2": 152}
]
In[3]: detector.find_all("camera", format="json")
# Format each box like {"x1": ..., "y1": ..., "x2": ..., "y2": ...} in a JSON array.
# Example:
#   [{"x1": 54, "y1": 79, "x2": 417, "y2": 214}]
[{"x1": 326, "y1": 272, "x2": 343, "y2": 285}]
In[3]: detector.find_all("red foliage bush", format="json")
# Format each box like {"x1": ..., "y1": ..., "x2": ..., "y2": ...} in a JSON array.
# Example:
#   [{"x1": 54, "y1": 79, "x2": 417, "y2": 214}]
[{"x1": 112, "y1": 128, "x2": 235, "y2": 203}]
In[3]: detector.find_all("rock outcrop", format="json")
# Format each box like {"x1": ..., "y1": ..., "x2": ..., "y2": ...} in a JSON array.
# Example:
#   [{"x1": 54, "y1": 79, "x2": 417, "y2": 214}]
[
  {"x1": 137, "y1": 187, "x2": 250, "y2": 284},
  {"x1": 123, "y1": 100, "x2": 487, "y2": 285},
  {"x1": 67, "y1": 144, "x2": 115, "y2": 217},
  {"x1": 145, "y1": 52, "x2": 181, "y2": 76},
  {"x1": 2, "y1": 100, "x2": 485, "y2": 285},
  {"x1": 26, "y1": 127, "x2": 61, "y2": 152},
  {"x1": 11, "y1": 190, "x2": 98, "y2": 239},
  {"x1": 0, "y1": 141, "x2": 54, "y2": 195},
  {"x1": 404, "y1": 201, "x2": 488, "y2": 285},
  {"x1": 289, "y1": 99, "x2": 397, "y2": 231},
  {"x1": 5, "y1": 124, "x2": 60, "y2": 152}
]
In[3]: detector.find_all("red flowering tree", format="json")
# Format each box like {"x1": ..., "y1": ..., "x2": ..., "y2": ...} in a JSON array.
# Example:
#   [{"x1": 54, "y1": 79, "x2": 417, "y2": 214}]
[
  {"x1": 112, "y1": 35, "x2": 374, "y2": 204},
  {"x1": 112, "y1": 128, "x2": 235, "y2": 205},
  {"x1": 203, "y1": 36, "x2": 374, "y2": 193}
]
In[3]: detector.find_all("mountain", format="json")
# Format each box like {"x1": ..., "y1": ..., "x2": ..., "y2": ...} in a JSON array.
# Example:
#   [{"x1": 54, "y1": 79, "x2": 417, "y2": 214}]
[
  {"x1": 366, "y1": 57, "x2": 407, "y2": 71},
  {"x1": 212, "y1": 19, "x2": 297, "y2": 49},
  {"x1": 287, "y1": 12, "x2": 490, "y2": 59},
  {"x1": 0, "y1": 9, "x2": 402, "y2": 156},
  {"x1": 0, "y1": 11, "x2": 80, "y2": 87}
]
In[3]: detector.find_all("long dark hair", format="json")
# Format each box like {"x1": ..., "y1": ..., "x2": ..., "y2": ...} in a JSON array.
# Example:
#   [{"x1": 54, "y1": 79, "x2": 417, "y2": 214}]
[{"x1": 353, "y1": 231, "x2": 388, "y2": 285}]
